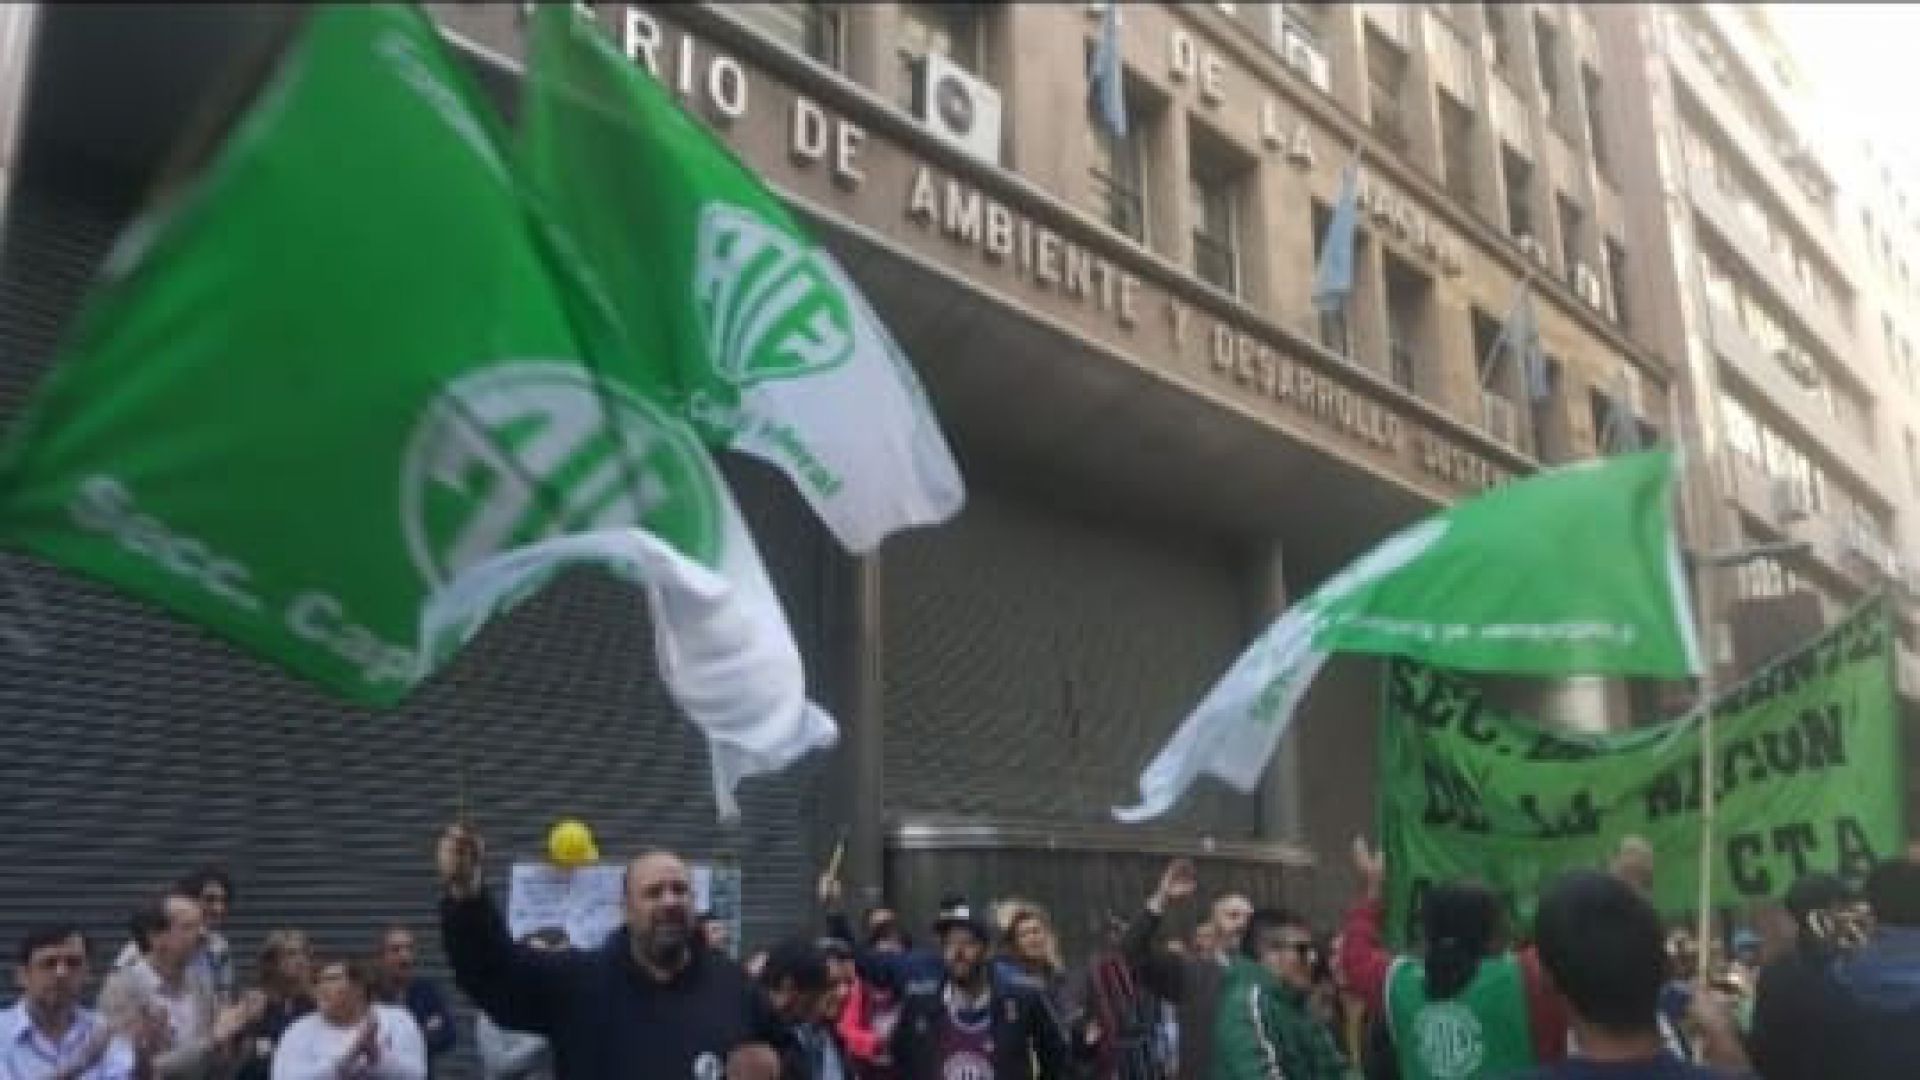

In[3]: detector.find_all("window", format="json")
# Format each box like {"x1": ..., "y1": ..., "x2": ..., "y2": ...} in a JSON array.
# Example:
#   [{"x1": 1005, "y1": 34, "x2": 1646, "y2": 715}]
[
  {"x1": 1605, "y1": 239, "x2": 1631, "y2": 328},
  {"x1": 1534, "y1": 13, "x2": 1564, "y2": 126},
  {"x1": 1907, "y1": 431, "x2": 1920, "y2": 497},
  {"x1": 1189, "y1": 138, "x2": 1242, "y2": 295},
  {"x1": 1557, "y1": 194, "x2": 1586, "y2": 280},
  {"x1": 1485, "y1": 3, "x2": 1516, "y2": 76},
  {"x1": 1502, "y1": 148, "x2": 1535, "y2": 240},
  {"x1": 1472, "y1": 305, "x2": 1508, "y2": 387},
  {"x1": 897, "y1": 4, "x2": 984, "y2": 109},
  {"x1": 1312, "y1": 199, "x2": 1352, "y2": 356},
  {"x1": 1439, "y1": 95, "x2": 1477, "y2": 205},
  {"x1": 1903, "y1": 336, "x2": 1918, "y2": 392},
  {"x1": 733, "y1": 2, "x2": 842, "y2": 67},
  {"x1": 1384, "y1": 254, "x2": 1431, "y2": 394},
  {"x1": 1582, "y1": 66, "x2": 1611, "y2": 179},
  {"x1": 1089, "y1": 85, "x2": 1148, "y2": 243},
  {"x1": 1366, "y1": 29, "x2": 1409, "y2": 152}
]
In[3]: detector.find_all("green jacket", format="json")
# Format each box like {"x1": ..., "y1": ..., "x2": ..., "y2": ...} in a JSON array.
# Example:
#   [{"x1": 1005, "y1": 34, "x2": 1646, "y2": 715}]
[{"x1": 1209, "y1": 958, "x2": 1348, "y2": 1080}]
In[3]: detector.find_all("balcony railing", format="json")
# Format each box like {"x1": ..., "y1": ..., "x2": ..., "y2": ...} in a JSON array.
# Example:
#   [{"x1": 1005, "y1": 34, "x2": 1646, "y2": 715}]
[
  {"x1": 1689, "y1": 171, "x2": 1850, "y2": 362},
  {"x1": 1705, "y1": 301, "x2": 1887, "y2": 502},
  {"x1": 1667, "y1": 23, "x2": 1845, "y2": 273}
]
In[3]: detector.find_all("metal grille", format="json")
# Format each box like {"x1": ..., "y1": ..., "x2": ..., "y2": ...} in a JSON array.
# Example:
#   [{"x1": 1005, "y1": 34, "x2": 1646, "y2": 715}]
[
  {"x1": 0, "y1": 168, "x2": 829, "y2": 1074},
  {"x1": 880, "y1": 477, "x2": 1255, "y2": 836}
]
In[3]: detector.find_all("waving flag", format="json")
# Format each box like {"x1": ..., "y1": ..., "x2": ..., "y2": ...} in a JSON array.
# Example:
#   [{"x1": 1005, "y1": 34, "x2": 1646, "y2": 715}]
[
  {"x1": 1089, "y1": 0, "x2": 1128, "y2": 139},
  {"x1": 0, "y1": 4, "x2": 832, "y2": 819},
  {"x1": 1312, "y1": 157, "x2": 1361, "y2": 314},
  {"x1": 1116, "y1": 451, "x2": 1701, "y2": 822},
  {"x1": 519, "y1": 5, "x2": 963, "y2": 554}
]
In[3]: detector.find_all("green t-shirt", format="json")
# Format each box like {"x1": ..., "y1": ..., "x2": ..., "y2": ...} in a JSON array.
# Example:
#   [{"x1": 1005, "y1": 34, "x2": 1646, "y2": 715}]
[{"x1": 1385, "y1": 954, "x2": 1536, "y2": 1080}]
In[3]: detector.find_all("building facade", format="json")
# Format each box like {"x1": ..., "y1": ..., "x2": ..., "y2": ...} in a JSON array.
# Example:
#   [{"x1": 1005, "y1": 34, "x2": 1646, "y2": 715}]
[
  {"x1": 0, "y1": 0, "x2": 1740, "y2": 1051},
  {"x1": 1602, "y1": 3, "x2": 1920, "y2": 825}
]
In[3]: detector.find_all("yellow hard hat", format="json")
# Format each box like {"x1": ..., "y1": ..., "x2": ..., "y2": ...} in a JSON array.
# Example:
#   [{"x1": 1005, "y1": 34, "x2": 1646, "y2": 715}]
[{"x1": 547, "y1": 819, "x2": 600, "y2": 867}]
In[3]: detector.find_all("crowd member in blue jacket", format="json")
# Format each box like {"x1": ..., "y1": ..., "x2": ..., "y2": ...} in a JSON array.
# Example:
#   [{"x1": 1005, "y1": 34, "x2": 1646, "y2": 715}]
[
  {"x1": 435, "y1": 823, "x2": 787, "y2": 1080},
  {"x1": 377, "y1": 925, "x2": 457, "y2": 1072}
]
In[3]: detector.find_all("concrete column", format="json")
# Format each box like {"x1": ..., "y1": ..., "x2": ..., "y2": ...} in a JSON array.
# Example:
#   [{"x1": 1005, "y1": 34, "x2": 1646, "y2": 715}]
[
  {"x1": 1400, "y1": 10, "x2": 1444, "y2": 180},
  {"x1": 0, "y1": 3, "x2": 38, "y2": 235},
  {"x1": 1251, "y1": 546, "x2": 1302, "y2": 842},
  {"x1": 826, "y1": 551, "x2": 887, "y2": 909},
  {"x1": 1149, "y1": 104, "x2": 1193, "y2": 267},
  {"x1": 1323, "y1": 5, "x2": 1366, "y2": 120},
  {"x1": 841, "y1": 2, "x2": 896, "y2": 102},
  {"x1": 1349, "y1": 229, "x2": 1392, "y2": 378}
]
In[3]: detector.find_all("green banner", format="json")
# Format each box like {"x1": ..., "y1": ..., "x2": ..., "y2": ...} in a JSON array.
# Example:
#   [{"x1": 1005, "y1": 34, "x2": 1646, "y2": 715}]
[{"x1": 1381, "y1": 597, "x2": 1903, "y2": 946}]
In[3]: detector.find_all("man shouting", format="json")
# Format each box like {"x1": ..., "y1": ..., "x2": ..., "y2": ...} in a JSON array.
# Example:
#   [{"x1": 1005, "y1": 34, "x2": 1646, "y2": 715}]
[{"x1": 435, "y1": 823, "x2": 786, "y2": 1079}]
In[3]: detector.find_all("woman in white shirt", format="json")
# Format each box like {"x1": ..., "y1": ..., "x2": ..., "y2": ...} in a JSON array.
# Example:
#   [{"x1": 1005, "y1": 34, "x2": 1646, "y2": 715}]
[{"x1": 271, "y1": 959, "x2": 425, "y2": 1080}]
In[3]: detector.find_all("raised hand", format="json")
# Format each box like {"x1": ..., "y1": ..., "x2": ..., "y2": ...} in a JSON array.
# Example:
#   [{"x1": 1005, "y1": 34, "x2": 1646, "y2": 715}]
[{"x1": 438, "y1": 822, "x2": 485, "y2": 898}]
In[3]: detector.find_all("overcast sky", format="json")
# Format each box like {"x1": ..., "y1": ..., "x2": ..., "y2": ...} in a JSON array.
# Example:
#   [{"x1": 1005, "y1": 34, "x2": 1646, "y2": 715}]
[{"x1": 1766, "y1": 3, "x2": 1920, "y2": 180}]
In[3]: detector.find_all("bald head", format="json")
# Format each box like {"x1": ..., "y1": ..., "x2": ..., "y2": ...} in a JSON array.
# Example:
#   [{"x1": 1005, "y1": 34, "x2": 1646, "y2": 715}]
[
  {"x1": 624, "y1": 850, "x2": 694, "y2": 973},
  {"x1": 1611, "y1": 837, "x2": 1655, "y2": 897}
]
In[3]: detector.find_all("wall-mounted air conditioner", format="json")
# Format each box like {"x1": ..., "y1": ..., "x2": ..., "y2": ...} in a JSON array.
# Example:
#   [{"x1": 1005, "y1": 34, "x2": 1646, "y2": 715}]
[
  {"x1": 1481, "y1": 392, "x2": 1521, "y2": 447},
  {"x1": 917, "y1": 52, "x2": 1003, "y2": 165},
  {"x1": 1773, "y1": 345, "x2": 1821, "y2": 389},
  {"x1": 1573, "y1": 263, "x2": 1605, "y2": 309},
  {"x1": 1769, "y1": 477, "x2": 1810, "y2": 523},
  {"x1": 1282, "y1": 29, "x2": 1332, "y2": 93}
]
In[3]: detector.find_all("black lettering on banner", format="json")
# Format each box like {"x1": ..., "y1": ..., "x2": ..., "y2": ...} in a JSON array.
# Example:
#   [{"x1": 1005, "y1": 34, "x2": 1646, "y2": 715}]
[
  {"x1": 1770, "y1": 821, "x2": 1820, "y2": 881},
  {"x1": 1526, "y1": 731, "x2": 1599, "y2": 762},
  {"x1": 1643, "y1": 758, "x2": 1698, "y2": 822},
  {"x1": 1801, "y1": 704, "x2": 1846, "y2": 769},
  {"x1": 1520, "y1": 790, "x2": 1603, "y2": 839},
  {"x1": 1729, "y1": 831, "x2": 1770, "y2": 895},
  {"x1": 1836, "y1": 816, "x2": 1879, "y2": 885},
  {"x1": 1421, "y1": 760, "x2": 1490, "y2": 833}
]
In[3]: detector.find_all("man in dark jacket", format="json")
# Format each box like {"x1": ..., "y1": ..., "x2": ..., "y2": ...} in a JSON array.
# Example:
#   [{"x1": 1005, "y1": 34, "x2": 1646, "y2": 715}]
[
  {"x1": 435, "y1": 823, "x2": 786, "y2": 1079},
  {"x1": 1122, "y1": 859, "x2": 1249, "y2": 1080},
  {"x1": 1820, "y1": 859, "x2": 1920, "y2": 1078},
  {"x1": 889, "y1": 900, "x2": 1067, "y2": 1080},
  {"x1": 1747, "y1": 873, "x2": 1856, "y2": 1080}
]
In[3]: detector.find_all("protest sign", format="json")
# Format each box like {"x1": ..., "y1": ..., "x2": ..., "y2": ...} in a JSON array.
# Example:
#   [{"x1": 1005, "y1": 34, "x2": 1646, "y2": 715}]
[
  {"x1": 507, "y1": 860, "x2": 742, "y2": 955},
  {"x1": 1381, "y1": 598, "x2": 1902, "y2": 945}
]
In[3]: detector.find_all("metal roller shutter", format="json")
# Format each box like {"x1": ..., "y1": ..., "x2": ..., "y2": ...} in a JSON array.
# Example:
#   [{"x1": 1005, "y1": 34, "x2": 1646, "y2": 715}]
[
  {"x1": 0, "y1": 168, "x2": 830, "y2": 1074},
  {"x1": 882, "y1": 474, "x2": 1255, "y2": 836}
]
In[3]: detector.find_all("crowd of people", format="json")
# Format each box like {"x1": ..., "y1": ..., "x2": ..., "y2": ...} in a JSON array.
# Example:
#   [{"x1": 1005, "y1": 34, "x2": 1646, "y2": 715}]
[{"x1": 8, "y1": 829, "x2": 1920, "y2": 1080}]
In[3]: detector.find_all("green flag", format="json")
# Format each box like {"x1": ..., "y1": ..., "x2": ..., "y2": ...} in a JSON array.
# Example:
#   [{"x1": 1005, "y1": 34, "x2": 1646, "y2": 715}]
[
  {"x1": 1381, "y1": 598, "x2": 1901, "y2": 944},
  {"x1": 519, "y1": 4, "x2": 963, "y2": 554},
  {"x1": 1117, "y1": 450, "x2": 1700, "y2": 821},
  {"x1": 0, "y1": 4, "x2": 833, "y2": 817}
]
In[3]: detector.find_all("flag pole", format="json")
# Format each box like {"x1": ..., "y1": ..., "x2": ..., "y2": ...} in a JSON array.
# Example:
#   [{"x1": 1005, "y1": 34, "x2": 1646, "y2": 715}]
[{"x1": 1666, "y1": 379, "x2": 1720, "y2": 1002}]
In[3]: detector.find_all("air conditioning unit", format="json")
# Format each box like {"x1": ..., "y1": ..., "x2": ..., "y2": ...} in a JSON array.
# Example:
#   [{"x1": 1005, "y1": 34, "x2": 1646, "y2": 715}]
[
  {"x1": 1773, "y1": 345, "x2": 1821, "y2": 388},
  {"x1": 1573, "y1": 263, "x2": 1605, "y2": 309},
  {"x1": 917, "y1": 52, "x2": 1003, "y2": 165},
  {"x1": 1770, "y1": 477, "x2": 1810, "y2": 524},
  {"x1": 1283, "y1": 31, "x2": 1332, "y2": 93},
  {"x1": 1481, "y1": 392, "x2": 1520, "y2": 447},
  {"x1": 1517, "y1": 234, "x2": 1549, "y2": 264}
]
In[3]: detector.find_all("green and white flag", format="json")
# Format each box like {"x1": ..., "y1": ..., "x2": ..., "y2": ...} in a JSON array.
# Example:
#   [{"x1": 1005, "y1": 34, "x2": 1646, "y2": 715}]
[
  {"x1": 0, "y1": 4, "x2": 832, "y2": 818},
  {"x1": 1116, "y1": 451, "x2": 1701, "y2": 822},
  {"x1": 519, "y1": 5, "x2": 963, "y2": 554}
]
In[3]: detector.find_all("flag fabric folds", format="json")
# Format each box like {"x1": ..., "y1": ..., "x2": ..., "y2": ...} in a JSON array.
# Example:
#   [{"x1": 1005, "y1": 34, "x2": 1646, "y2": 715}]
[
  {"x1": 0, "y1": 4, "x2": 833, "y2": 819},
  {"x1": 1089, "y1": 1, "x2": 1128, "y2": 140},
  {"x1": 1115, "y1": 450, "x2": 1702, "y2": 822},
  {"x1": 520, "y1": 4, "x2": 963, "y2": 555},
  {"x1": 1311, "y1": 159, "x2": 1361, "y2": 314}
]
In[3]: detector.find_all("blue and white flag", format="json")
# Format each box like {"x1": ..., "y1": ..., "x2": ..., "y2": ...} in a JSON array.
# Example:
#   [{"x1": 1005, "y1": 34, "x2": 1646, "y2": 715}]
[
  {"x1": 1312, "y1": 159, "x2": 1360, "y2": 313},
  {"x1": 1089, "y1": 1, "x2": 1127, "y2": 139}
]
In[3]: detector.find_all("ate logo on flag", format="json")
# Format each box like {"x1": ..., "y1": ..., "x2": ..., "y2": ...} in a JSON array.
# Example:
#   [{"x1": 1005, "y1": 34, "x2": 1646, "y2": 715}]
[
  {"x1": 400, "y1": 362, "x2": 723, "y2": 588},
  {"x1": 694, "y1": 203, "x2": 856, "y2": 388}
]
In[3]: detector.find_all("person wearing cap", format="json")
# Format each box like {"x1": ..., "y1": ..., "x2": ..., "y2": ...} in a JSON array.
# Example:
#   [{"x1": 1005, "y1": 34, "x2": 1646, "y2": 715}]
[
  {"x1": 888, "y1": 899, "x2": 1066, "y2": 1080},
  {"x1": 1798, "y1": 860, "x2": 1920, "y2": 1078}
]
